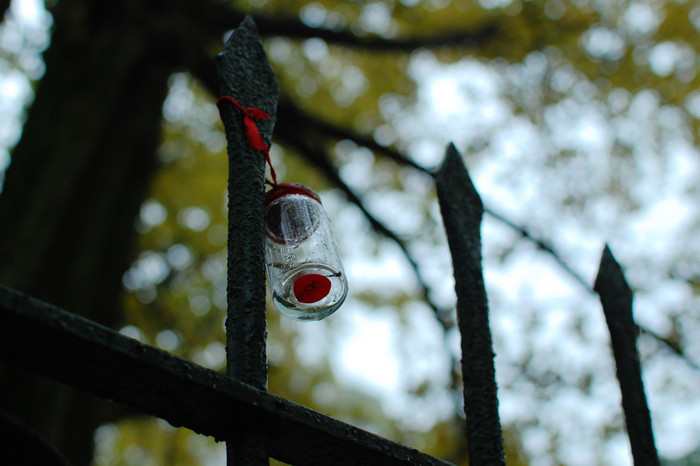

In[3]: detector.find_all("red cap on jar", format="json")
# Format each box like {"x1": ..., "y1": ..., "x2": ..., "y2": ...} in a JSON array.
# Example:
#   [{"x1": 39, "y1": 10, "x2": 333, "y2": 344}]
[{"x1": 265, "y1": 183, "x2": 321, "y2": 206}]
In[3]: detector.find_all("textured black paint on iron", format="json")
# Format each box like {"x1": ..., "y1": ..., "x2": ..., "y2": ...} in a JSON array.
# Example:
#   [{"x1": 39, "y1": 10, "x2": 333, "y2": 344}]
[
  {"x1": 216, "y1": 16, "x2": 278, "y2": 390},
  {"x1": 0, "y1": 284, "x2": 454, "y2": 466},
  {"x1": 216, "y1": 16, "x2": 279, "y2": 464},
  {"x1": 594, "y1": 245, "x2": 659, "y2": 466},
  {"x1": 0, "y1": 410, "x2": 71, "y2": 466},
  {"x1": 435, "y1": 144, "x2": 505, "y2": 466}
]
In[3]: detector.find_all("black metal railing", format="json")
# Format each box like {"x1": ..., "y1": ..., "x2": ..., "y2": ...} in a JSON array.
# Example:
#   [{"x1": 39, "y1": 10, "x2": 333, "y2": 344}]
[{"x1": 0, "y1": 17, "x2": 658, "y2": 466}]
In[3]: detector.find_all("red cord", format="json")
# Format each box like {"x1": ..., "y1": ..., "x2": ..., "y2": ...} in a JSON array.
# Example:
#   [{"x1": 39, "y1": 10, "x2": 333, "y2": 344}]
[{"x1": 217, "y1": 96, "x2": 278, "y2": 187}]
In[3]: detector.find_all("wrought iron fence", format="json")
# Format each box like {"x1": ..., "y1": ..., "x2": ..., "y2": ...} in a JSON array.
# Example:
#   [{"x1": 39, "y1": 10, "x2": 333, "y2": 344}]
[{"x1": 0, "y1": 17, "x2": 658, "y2": 466}]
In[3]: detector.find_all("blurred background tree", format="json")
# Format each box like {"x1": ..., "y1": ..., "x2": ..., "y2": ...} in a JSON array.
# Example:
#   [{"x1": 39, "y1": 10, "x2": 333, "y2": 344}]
[{"x1": 0, "y1": 0, "x2": 698, "y2": 464}]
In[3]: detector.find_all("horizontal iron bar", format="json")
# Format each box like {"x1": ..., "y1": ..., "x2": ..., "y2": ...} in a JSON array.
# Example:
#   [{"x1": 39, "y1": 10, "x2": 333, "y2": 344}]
[{"x1": 0, "y1": 284, "x2": 452, "y2": 466}]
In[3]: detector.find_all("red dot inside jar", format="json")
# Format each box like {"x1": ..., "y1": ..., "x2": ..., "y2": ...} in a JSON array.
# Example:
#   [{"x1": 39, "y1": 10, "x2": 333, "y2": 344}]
[{"x1": 293, "y1": 274, "x2": 332, "y2": 303}]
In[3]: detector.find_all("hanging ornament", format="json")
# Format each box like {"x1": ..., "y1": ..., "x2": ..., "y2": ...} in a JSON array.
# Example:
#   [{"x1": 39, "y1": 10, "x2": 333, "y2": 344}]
[
  {"x1": 264, "y1": 183, "x2": 348, "y2": 321},
  {"x1": 217, "y1": 96, "x2": 348, "y2": 321}
]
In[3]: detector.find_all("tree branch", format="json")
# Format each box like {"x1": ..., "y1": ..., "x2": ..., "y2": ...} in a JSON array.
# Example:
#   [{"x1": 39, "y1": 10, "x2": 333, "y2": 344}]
[
  {"x1": 310, "y1": 123, "x2": 700, "y2": 372},
  {"x1": 637, "y1": 325, "x2": 699, "y2": 370},
  {"x1": 273, "y1": 102, "x2": 466, "y2": 406},
  {"x1": 254, "y1": 16, "x2": 500, "y2": 51},
  {"x1": 273, "y1": 104, "x2": 597, "y2": 297},
  {"x1": 168, "y1": 0, "x2": 500, "y2": 52},
  {"x1": 184, "y1": 7, "x2": 699, "y2": 375},
  {"x1": 0, "y1": 410, "x2": 71, "y2": 466},
  {"x1": 274, "y1": 102, "x2": 453, "y2": 330},
  {"x1": 190, "y1": 55, "x2": 453, "y2": 329},
  {"x1": 482, "y1": 207, "x2": 594, "y2": 293},
  {"x1": 279, "y1": 103, "x2": 431, "y2": 174},
  {"x1": 1, "y1": 0, "x2": 10, "y2": 21}
]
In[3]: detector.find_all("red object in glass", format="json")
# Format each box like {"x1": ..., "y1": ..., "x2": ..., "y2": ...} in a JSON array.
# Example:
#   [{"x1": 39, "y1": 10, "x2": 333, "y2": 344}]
[
  {"x1": 264, "y1": 183, "x2": 347, "y2": 320},
  {"x1": 293, "y1": 274, "x2": 332, "y2": 303}
]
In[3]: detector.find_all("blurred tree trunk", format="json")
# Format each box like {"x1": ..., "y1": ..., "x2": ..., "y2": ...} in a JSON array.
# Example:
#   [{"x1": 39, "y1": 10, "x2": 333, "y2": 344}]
[
  {"x1": 0, "y1": 1, "x2": 176, "y2": 463},
  {"x1": 1, "y1": 1, "x2": 9, "y2": 20}
]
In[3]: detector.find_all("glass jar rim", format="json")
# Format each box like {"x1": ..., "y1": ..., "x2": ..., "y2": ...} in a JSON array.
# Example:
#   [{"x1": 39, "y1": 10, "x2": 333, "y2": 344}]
[{"x1": 265, "y1": 183, "x2": 321, "y2": 205}]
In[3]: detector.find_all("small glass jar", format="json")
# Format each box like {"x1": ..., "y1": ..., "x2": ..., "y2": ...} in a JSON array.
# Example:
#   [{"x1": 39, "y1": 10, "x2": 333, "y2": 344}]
[{"x1": 264, "y1": 183, "x2": 348, "y2": 321}]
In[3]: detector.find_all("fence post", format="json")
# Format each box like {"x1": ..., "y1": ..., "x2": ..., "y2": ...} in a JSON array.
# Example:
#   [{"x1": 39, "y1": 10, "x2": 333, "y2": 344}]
[
  {"x1": 216, "y1": 16, "x2": 279, "y2": 464},
  {"x1": 595, "y1": 245, "x2": 659, "y2": 466},
  {"x1": 435, "y1": 143, "x2": 505, "y2": 466}
]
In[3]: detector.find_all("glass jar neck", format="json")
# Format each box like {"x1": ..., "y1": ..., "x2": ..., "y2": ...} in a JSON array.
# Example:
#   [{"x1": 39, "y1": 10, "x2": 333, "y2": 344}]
[{"x1": 265, "y1": 183, "x2": 321, "y2": 206}]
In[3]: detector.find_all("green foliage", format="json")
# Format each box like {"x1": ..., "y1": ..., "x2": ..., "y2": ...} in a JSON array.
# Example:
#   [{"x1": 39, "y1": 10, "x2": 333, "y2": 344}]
[{"x1": 82, "y1": 0, "x2": 700, "y2": 464}]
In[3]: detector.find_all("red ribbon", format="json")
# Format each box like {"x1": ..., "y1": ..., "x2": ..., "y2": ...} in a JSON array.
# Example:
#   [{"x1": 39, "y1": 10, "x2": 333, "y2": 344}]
[{"x1": 217, "y1": 96, "x2": 278, "y2": 186}]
